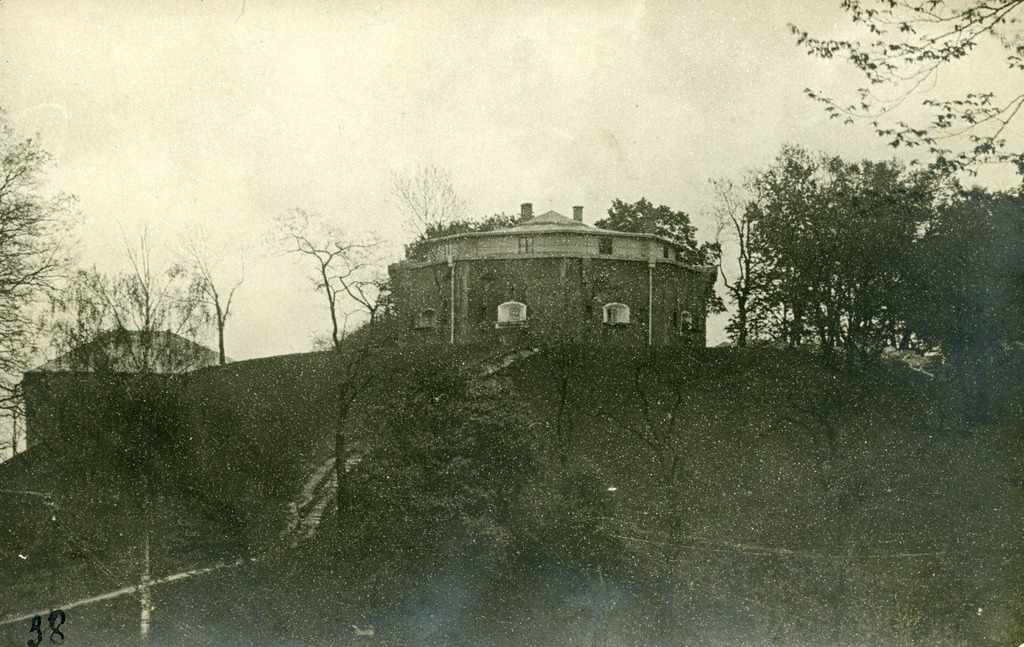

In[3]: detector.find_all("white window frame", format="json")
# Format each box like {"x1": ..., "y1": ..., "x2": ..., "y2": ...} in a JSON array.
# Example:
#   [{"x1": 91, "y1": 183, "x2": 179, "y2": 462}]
[
  {"x1": 414, "y1": 308, "x2": 437, "y2": 329},
  {"x1": 679, "y1": 310, "x2": 693, "y2": 331},
  {"x1": 496, "y1": 301, "x2": 528, "y2": 326},
  {"x1": 603, "y1": 302, "x2": 631, "y2": 325}
]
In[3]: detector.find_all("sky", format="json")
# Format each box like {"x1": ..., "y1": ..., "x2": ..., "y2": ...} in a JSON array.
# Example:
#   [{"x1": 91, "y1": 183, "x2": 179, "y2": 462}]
[{"x1": 0, "y1": 0, "x2": 1020, "y2": 359}]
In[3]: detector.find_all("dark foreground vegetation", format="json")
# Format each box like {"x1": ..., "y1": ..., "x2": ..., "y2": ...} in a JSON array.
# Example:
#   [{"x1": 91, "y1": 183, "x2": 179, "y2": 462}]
[{"x1": 2, "y1": 341, "x2": 1022, "y2": 646}]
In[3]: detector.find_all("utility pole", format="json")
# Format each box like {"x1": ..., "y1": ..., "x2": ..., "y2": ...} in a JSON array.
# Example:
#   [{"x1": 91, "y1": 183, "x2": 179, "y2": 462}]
[
  {"x1": 137, "y1": 383, "x2": 154, "y2": 645},
  {"x1": 49, "y1": 501, "x2": 59, "y2": 616},
  {"x1": 140, "y1": 472, "x2": 152, "y2": 644}
]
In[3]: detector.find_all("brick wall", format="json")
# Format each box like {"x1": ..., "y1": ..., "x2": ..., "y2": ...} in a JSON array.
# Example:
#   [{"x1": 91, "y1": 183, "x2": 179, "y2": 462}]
[{"x1": 390, "y1": 255, "x2": 712, "y2": 347}]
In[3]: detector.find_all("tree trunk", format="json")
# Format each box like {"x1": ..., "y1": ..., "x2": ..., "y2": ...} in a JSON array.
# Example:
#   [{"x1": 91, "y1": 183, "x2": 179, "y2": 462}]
[
  {"x1": 216, "y1": 304, "x2": 227, "y2": 365},
  {"x1": 736, "y1": 292, "x2": 748, "y2": 348}
]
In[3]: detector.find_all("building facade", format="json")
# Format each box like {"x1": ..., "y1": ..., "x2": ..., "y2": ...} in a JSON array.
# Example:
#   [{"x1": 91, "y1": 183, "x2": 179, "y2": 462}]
[{"x1": 388, "y1": 203, "x2": 716, "y2": 347}]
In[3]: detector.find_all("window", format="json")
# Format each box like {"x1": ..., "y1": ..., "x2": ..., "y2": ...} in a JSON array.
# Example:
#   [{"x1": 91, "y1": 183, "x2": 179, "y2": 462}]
[
  {"x1": 599, "y1": 237, "x2": 613, "y2": 255},
  {"x1": 518, "y1": 236, "x2": 534, "y2": 253},
  {"x1": 603, "y1": 303, "x2": 630, "y2": 325},
  {"x1": 680, "y1": 311, "x2": 693, "y2": 330},
  {"x1": 414, "y1": 309, "x2": 437, "y2": 329},
  {"x1": 672, "y1": 310, "x2": 679, "y2": 329},
  {"x1": 640, "y1": 240, "x2": 650, "y2": 257},
  {"x1": 497, "y1": 301, "x2": 528, "y2": 326},
  {"x1": 663, "y1": 245, "x2": 670, "y2": 259}
]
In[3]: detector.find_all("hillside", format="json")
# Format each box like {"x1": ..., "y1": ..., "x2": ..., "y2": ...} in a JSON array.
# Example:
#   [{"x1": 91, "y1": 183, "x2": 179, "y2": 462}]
[{"x1": 1, "y1": 344, "x2": 1021, "y2": 646}]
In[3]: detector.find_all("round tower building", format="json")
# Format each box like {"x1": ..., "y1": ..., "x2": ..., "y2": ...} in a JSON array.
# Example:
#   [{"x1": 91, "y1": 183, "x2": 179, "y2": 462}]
[{"x1": 387, "y1": 203, "x2": 716, "y2": 347}]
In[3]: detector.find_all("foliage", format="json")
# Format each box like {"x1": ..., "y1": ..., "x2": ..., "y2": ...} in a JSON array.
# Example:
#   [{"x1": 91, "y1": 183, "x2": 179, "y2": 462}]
[
  {"x1": 791, "y1": 0, "x2": 1024, "y2": 172},
  {"x1": 405, "y1": 212, "x2": 523, "y2": 259},
  {"x1": 598, "y1": 198, "x2": 724, "y2": 314},
  {"x1": 903, "y1": 187, "x2": 1023, "y2": 421},
  {"x1": 744, "y1": 145, "x2": 943, "y2": 364},
  {"x1": 345, "y1": 358, "x2": 535, "y2": 594},
  {"x1": 504, "y1": 463, "x2": 629, "y2": 583},
  {"x1": 594, "y1": 352, "x2": 709, "y2": 550},
  {"x1": 907, "y1": 188, "x2": 1023, "y2": 353},
  {"x1": 0, "y1": 112, "x2": 75, "y2": 389},
  {"x1": 596, "y1": 198, "x2": 714, "y2": 265}
]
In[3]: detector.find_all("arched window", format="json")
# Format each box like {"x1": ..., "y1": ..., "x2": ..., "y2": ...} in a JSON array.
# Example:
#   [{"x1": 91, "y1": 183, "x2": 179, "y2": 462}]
[
  {"x1": 497, "y1": 301, "x2": 527, "y2": 325},
  {"x1": 414, "y1": 309, "x2": 437, "y2": 329},
  {"x1": 603, "y1": 302, "x2": 630, "y2": 325}
]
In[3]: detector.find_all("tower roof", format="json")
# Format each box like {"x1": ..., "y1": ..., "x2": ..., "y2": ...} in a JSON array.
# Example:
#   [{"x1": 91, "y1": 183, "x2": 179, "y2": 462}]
[{"x1": 511, "y1": 210, "x2": 594, "y2": 232}]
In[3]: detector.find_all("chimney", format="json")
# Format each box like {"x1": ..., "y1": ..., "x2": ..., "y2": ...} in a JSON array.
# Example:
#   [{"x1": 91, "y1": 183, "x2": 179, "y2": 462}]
[
  {"x1": 573, "y1": 206, "x2": 583, "y2": 222},
  {"x1": 521, "y1": 203, "x2": 533, "y2": 220}
]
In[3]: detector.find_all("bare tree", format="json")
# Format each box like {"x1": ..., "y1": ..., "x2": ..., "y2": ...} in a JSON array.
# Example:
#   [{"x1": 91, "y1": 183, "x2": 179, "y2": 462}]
[
  {"x1": 179, "y1": 227, "x2": 245, "y2": 364},
  {"x1": 391, "y1": 164, "x2": 467, "y2": 238},
  {"x1": 0, "y1": 384, "x2": 24, "y2": 459},
  {"x1": 0, "y1": 113, "x2": 75, "y2": 381},
  {"x1": 274, "y1": 208, "x2": 378, "y2": 351},
  {"x1": 0, "y1": 111, "x2": 76, "y2": 460},
  {"x1": 709, "y1": 178, "x2": 766, "y2": 348},
  {"x1": 337, "y1": 274, "x2": 391, "y2": 325},
  {"x1": 48, "y1": 227, "x2": 212, "y2": 373}
]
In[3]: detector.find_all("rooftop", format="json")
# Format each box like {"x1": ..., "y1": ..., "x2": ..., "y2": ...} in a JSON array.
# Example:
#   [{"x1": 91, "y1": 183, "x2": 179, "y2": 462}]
[
  {"x1": 30, "y1": 330, "x2": 225, "y2": 374},
  {"x1": 511, "y1": 210, "x2": 595, "y2": 232}
]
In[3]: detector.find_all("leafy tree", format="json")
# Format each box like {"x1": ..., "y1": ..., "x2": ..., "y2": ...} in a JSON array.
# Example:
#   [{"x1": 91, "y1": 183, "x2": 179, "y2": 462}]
[
  {"x1": 747, "y1": 145, "x2": 942, "y2": 363},
  {"x1": 405, "y1": 211, "x2": 523, "y2": 260},
  {"x1": 903, "y1": 187, "x2": 1023, "y2": 421},
  {"x1": 598, "y1": 198, "x2": 724, "y2": 314},
  {"x1": 597, "y1": 198, "x2": 715, "y2": 265},
  {"x1": 344, "y1": 355, "x2": 534, "y2": 596},
  {"x1": 791, "y1": 0, "x2": 1024, "y2": 172}
]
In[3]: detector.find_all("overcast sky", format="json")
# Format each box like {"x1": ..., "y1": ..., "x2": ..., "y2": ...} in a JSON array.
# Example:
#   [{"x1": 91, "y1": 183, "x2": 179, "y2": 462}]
[{"x1": 1, "y1": 0, "x2": 1018, "y2": 358}]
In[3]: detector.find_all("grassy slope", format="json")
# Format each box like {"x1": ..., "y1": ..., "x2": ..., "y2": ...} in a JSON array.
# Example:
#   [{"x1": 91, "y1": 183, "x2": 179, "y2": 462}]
[
  {"x1": 495, "y1": 347, "x2": 1024, "y2": 646},
  {"x1": 1, "y1": 344, "x2": 1021, "y2": 646}
]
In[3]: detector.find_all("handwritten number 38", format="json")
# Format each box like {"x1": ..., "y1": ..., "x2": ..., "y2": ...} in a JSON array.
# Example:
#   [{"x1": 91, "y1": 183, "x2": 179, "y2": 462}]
[{"x1": 28, "y1": 610, "x2": 65, "y2": 646}]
